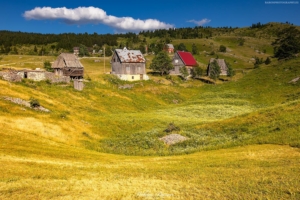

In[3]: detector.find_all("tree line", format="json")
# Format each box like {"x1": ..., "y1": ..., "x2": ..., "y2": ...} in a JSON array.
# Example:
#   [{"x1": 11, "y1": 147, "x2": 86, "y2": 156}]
[
  {"x1": 0, "y1": 31, "x2": 120, "y2": 53},
  {"x1": 139, "y1": 26, "x2": 238, "y2": 39}
]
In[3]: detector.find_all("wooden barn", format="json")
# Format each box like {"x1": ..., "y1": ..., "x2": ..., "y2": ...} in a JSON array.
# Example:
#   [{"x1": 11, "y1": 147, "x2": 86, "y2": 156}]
[
  {"x1": 51, "y1": 53, "x2": 84, "y2": 79},
  {"x1": 170, "y1": 51, "x2": 197, "y2": 75},
  {"x1": 164, "y1": 44, "x2": 174, "y2": 54},
  {"x1": 207, "y1": 58, "x2": 228, "y2": 76},
  {"x1": 111, "y1": 47, "x2": 149, "y2": 81}
]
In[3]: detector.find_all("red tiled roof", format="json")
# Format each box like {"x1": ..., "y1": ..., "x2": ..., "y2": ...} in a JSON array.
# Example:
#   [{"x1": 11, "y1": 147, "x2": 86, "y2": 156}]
[{"x1": 177, "y1": 51, "x2": 197, "y2": 66}]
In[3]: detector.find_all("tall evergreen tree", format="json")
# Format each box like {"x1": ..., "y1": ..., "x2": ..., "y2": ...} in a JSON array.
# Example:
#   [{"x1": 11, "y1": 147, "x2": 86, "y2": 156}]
[
  {"x1": 209, "y1": 60, "x2": 221, "y2": 80},
  {"x1": 192, "y1": 44, "x2": 199, "y2": 55}
]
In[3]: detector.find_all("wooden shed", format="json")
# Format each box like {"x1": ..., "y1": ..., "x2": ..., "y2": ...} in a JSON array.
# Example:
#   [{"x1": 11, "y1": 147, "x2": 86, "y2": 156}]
[
  {"x1": 207, "y1": 58, "x2": 228, "y2": 76},
  {"x1": 52, "y1": 53, "x2": 84, "y2": 79},
  {"x1": 111, "y1": 47, "x2": 149, "y2": 81}
]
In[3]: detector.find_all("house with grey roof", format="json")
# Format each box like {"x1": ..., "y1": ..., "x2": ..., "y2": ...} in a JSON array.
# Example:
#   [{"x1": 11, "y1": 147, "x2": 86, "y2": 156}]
[
  {"x1": 111, "y1": 47, "x2": 149, "y2": 81},
  {"x1": 51, "y1": 53, "x2": 84, "y2": 79},
  {"x1": 207, "y1": 58, "x2": 228, "y2": 76}
]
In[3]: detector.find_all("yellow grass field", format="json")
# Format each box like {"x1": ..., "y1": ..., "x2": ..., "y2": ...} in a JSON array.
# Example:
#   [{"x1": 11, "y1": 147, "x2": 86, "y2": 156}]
[{"x1": 1, "y1": 36, "x2": 300, "y2": 199}]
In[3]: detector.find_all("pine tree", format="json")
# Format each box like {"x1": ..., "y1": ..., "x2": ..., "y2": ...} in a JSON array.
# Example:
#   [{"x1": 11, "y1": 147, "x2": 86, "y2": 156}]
[
  {"x1": 209, "y1": 60, "x2": 221, "y2": 80},
  {"x1": 192, "y1": 44, "x2": 199, "y2": 55}
]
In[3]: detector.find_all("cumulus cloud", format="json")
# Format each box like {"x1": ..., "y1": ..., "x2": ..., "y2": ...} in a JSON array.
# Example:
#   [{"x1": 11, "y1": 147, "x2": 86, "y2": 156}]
[
  {"x1": 23, "y1": 6, "x2": 174, "y2": 32},
  {"x1": 188, "y1": 18, "x2": 211, "y2": 26}
]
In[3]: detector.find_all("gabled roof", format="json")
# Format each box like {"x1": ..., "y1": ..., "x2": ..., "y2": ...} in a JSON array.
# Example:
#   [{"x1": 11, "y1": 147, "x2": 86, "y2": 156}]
[
  {"x1": 52, "y1": 53, "x2": 84, "y2": 69},
  {"x1": 114, "y1": 47, "x2": 145, "y2": 63},
  {"x1": 209, "y1": 58, "x2": 227, "y2": 71},
  {"x1": 165, "y1": 44, "x2": 174, "y2": 49},
  {"x1": 177, "y1": 51, "x2": 197, "y2": 66}
]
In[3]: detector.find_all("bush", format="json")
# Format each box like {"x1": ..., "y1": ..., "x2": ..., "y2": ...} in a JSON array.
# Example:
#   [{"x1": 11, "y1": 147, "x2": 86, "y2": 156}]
[
  {"x1": 265, "y1": 57, "x2": 271, "y2": 65},
  {"x1": 219, "y1": 45, "x2": 226, "y2": 52},
  {"x1": 179, "y1": 66, "x2": 189, "y2": 81},
  {"x1": 191, "y1": 64, "x2": 203, "y2": 78},
  {"x1": 44, "y1": 61, "x2": 53, "y2": 72},
  {"x1": 29, "y1": 97, "x2": 40, "y2": 108},
  {"x1": 164, "y1": 123, "x2": 180, "y2": 133}
]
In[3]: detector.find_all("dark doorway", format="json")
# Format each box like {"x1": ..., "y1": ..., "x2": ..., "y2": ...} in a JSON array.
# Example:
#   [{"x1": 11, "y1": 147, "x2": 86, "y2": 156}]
[{"x1": 24, "y1": 72, "x2": 27, "y2": 78}]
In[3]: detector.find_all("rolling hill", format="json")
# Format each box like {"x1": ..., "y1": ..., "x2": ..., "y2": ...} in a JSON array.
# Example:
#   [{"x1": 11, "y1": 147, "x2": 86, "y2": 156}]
[{"x1": 0, "y1": 24, "x2": 300, "y2": 199}]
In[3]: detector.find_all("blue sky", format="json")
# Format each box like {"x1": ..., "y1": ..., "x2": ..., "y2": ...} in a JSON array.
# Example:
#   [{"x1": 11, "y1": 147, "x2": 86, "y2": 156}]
[{"x1": 1, "y1": 0, "x2": 299, "y2": 34}]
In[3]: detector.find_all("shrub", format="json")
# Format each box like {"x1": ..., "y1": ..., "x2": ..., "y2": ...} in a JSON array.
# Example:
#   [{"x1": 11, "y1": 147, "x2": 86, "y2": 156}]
[
  {"x1": 179, "y1": 67, "x2": 189, "y2": 81},
  {"x1": 219, "y1": 45, "x2": 226, "y2": 52},
  {"x1": 265, "y1": 57, "x2": 271, "y2": 65},
  {"x1": 191, "y1": 64, "x2": 203, "y2": 78},
  {"x1": 164, "y1": 123, "x2": 180, "y2": 133},
  {"x1": 44, "y1": 61, "x2": 53, "y2": 72},
  {"x1": 29, "y1": 97, "x2": 40, "y2": 108}
]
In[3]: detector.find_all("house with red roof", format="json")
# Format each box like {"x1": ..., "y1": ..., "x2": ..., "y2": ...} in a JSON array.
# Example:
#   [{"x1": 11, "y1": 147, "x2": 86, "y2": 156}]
[{"x1": 170, "y1": 51, "x2": 197, "y2": 75}]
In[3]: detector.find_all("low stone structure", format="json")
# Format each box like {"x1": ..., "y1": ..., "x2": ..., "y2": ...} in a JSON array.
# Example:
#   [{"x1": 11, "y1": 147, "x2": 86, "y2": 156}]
[
  {"x1": 2, "y1": 96, "x2": 50, "y2": 112},
  {"x1": 159, "y1": 134, "x2": 189, "y2": 145},
  {"x1": 0, "y1": 68, "x2": 70, "y2": 83}
]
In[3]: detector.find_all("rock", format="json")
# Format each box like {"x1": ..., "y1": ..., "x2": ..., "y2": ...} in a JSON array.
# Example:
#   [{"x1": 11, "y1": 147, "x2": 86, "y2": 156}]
[
  {"x1": 159, "y1": 134, "x2": 189, "y2": 145},
  {"x1": 118, "y1": 84, "x2": 134, "y2": 89},
  {"x1": 289, "y1": 77, "x2": 300, "y2": 84}
]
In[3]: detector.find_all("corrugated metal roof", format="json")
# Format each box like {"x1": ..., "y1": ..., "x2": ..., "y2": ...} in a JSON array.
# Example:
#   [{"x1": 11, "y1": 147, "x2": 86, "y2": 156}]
[
  {"x1": 115, "y1": 48, "x2": 145, "y2": 63},
  {"x1": 177, "y1": 51, "x2": 197, "y2": 66}
]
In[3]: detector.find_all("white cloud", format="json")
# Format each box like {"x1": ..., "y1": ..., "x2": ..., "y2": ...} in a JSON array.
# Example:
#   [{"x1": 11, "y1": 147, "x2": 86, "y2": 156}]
[
  {"x1": 188, "y1": 18, "x2": 211, "y2": 26},
  {"x1": 23, "y1": 6, "x2": 174, "y2": 32}
]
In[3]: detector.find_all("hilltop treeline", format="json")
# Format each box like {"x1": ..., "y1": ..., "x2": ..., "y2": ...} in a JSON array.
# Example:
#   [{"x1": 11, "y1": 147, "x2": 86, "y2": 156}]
[
  {"x1": 0, "y1": 31, "x2": 119, "y2": 52},
  {"x1": 0, "y1": 22, "x2": 299, "y2": 56},
  {"x1": 139, "y1": 26, "x2": 238, "y2": 39}
]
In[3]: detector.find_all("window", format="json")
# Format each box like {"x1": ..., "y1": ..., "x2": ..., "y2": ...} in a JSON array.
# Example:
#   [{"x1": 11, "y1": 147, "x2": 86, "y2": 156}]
[
  {"x1": 132, "y1": 76, "x2": 134, "y2": 79},
  {"x1": 126, "y1": 67, "x2": 130, "y2": 73},
  {"x1": 137, "y1": 67, "x2": 141, "y2": 73}
]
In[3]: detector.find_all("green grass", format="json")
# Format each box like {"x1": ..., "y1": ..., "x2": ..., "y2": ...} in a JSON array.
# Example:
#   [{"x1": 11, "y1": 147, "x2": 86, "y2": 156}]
[{"x1": 0, "y1": 30, "x2": 300, "y2": 198}]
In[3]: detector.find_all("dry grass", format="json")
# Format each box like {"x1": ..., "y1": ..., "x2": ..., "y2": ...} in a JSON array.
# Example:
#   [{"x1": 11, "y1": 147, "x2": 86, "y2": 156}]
[
  {"x1": 0, "y1": 33, "x2": 299, "y2": 198},
  {"x1": 0, "y1": 144, "x2": 299, "y2": 199}
]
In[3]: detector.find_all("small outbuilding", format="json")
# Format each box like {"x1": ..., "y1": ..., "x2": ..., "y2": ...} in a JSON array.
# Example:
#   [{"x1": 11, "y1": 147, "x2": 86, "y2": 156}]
[
  {"x1": 207, "y1": 58, "x2": 228, "y2": 76},
  {"x1": 164, "y1": 44, "x2": 174, "y2": 54},
  {"x1": 170, "y1": 51, "x2": 197, "y2": 75},
  {"x1": 51, "y1": 53, "x2": 84, "y2": 79},
  {"x1": 111, "y1": 47, "x2": 149, "y2": 81}
]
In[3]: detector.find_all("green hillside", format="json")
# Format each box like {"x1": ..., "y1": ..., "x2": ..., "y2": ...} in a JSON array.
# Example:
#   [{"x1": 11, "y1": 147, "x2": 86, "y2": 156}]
[{"x1": 0, "y1": 24, "x2": 300, "y2": 199}]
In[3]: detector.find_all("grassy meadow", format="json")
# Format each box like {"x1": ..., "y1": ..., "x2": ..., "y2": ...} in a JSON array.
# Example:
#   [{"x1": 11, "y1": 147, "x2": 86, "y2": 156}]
[{"x1": 0, "y1": 34, "x2": 300, "y2": 199}]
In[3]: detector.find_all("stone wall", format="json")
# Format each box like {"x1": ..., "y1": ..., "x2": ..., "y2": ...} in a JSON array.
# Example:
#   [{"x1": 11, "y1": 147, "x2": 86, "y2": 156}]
[{"x1": 0, "y1": 70, "x2": 70, "y2": 83}]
